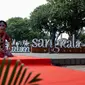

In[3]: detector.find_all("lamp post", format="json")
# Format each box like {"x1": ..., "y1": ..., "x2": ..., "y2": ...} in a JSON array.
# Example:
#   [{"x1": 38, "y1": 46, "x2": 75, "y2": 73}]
[{"x1": 47, "y1": 18, "x2": 54, "y2": 53}]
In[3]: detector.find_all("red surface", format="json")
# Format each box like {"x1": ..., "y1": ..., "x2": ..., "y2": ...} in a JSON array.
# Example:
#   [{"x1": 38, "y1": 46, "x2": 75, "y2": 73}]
[
  {"x1": 0, "y1": 55, "x2": 85, "y2": 85},
  {"x1": 0, "y1": 56, "x2": 52, "y2": 65},
  {"x1": 29, "y1": 66, "x2": 85, "y2": 85}
]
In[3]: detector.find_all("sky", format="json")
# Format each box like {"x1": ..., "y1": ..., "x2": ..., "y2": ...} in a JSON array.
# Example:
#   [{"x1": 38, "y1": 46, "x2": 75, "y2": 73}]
[
  {"x1": 0, "y1": 0, "x2": 47, "y2": 21},
  {"x1": 0, "y1": 0, "x2": 68, "y2": 38}
]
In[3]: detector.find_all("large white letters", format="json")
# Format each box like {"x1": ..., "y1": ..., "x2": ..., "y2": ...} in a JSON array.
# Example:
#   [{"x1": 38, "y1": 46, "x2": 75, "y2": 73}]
[{"x1": 32, "y1": 38, "x2": 38, "y2": 47}]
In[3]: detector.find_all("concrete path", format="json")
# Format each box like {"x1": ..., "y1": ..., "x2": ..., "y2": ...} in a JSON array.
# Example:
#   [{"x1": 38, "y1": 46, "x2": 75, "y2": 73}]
[
  {"x1": 13, "y1": 53, "x2": 85, "y2": 71},
  {"x1": 13, "y1": 53, "x2": 85, "y2": 59}
]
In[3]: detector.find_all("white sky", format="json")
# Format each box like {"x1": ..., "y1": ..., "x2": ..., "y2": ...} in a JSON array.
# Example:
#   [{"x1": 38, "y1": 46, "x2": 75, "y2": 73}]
[
  {"x1": 0, "y1": 0, "x2": 69, "y2": 38},
  {"x1": 58, "y1": 33, "x2": 69, "y2": 39},
  {"x1": 0, "y1": 0, "x2": 47, "y2": 21}
]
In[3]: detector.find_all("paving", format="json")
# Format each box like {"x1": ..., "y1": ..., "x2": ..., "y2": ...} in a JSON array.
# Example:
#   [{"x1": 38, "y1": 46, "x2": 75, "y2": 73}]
[
  {"x1": 13, "y1": 53, "x2": 85, "y2": 71},
  {"x1": 13, "y1": 53, "x2": 85, "y2": 59}
]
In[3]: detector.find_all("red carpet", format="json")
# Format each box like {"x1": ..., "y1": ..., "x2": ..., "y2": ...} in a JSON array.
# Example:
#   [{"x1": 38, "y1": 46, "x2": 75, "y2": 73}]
[
  {"x1": 0, "y1": 56, "x2": 52, "y2": 65},
  {"x1": 0, "y1": 55, "x2": 85, "y2": 85}
]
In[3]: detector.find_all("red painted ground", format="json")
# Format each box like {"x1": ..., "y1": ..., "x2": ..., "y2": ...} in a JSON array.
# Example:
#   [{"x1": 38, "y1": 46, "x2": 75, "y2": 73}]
[{"x1": 0, "y1": 56, "x2": 85, "y2": 85}]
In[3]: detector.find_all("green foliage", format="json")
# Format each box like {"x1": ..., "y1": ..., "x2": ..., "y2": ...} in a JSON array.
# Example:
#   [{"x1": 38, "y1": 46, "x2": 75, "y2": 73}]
[
  {"x1": 5, "y1": 0, "x2": 85, "y2": 42},
  {"x1": 6, "y1": 17, "x2": 30, "y2": 41},
  {"x1": 6, "y1": 17, "x2": 49, "y2": 41},
  {"x1": 1, "y1": 59, "x2": 11, "y2": 85},
  {"x1": 8, "y1": 60, "x2": 20, "y2": 85},
  {"x1": 79, "y1": 33, "x2": 85, "y2": 43},
  {"x1": 29, "y1": 4, "x2": 57, "y2": 44},
  {"x1": 0, "y1": 58, "x2": 42, "y2": 85},
  {"x1": 29, "y1": 73, "x2": 42, "y2": 84},
  {"x1": 14, "y1": 63, "x2": 24, "y2": 85},
  {"x1": 0, "y1": 58, "x2": 6, "y2": 77},
  {"x1": 47, "y1": 0, "x2": 85, "y2": 39},
  {"x1": 30, "y1": 4, "x2": 51, "y2": 31}
]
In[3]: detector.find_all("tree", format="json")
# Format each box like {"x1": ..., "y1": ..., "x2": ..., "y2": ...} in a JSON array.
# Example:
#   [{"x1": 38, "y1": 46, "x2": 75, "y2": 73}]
[
  {"x1": 79, "y1": 34, "x2": 85, "y2": 43},
  {"x1": 47, "y1": 0, "x2": 85, "y2": 41},
  {"x1": 6, "y1": 17, "x2": 31, "y2": 41},
  {"x1": 30, "y1": 4, "x2": 51, "y2": 31},
  {"x1": 6, "y1": 17, "x2": 49, "y2": 42},
  {"x1": 29, "y1": 4, "x2": 59, "y2": 45}
]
